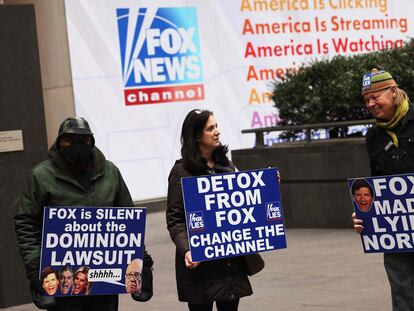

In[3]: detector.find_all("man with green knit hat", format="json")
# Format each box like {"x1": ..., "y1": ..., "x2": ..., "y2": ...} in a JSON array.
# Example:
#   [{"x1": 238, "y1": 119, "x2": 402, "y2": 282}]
[{"x1": 352, "y1": 68, "x2": 413, "y2": 310}]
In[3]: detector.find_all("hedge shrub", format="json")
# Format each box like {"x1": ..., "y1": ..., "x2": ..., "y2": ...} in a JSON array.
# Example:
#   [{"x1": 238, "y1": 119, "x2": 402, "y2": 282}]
[{"x1": 271, "y1": 38, "x2": 414, "y2": 132}]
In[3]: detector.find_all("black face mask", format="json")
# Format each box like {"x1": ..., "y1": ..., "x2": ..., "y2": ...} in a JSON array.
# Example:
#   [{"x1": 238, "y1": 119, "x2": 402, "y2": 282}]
[{"x1": 60, "y1": 141, "x2": 92, "y2": 165}]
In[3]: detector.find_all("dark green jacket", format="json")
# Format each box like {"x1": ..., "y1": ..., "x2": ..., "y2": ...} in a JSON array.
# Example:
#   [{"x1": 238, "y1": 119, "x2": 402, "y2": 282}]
[{"x1": 15, "y1": 143, "x2": 134, "y2": 276}]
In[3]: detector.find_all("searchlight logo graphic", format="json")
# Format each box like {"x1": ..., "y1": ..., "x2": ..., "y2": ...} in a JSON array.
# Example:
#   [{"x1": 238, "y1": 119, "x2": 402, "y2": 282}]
[{"x1": 116, "y1": 7, "x2": 205, "y2": 106}]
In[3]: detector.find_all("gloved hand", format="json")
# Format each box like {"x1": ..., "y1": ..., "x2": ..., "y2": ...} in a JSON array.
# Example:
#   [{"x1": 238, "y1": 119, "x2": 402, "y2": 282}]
[
  {"x1": 30, "y1": 273, "x2": 56, "y2": 309},
  {"x1": 131, "y1": 250, "x2": 154, "y2": 302}
]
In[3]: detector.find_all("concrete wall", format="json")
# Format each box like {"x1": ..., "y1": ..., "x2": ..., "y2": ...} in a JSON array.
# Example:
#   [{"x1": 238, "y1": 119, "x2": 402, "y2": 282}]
[
  {"x1": 0, "y1": 2, "x2": 73, "y2": 306},
  {"x1": 0, "y1": 4, "x2": 49, "y2": 307},
  {"x1": 231, "y1": 138, "x2": 371, "y2": 228},
  {"x1": 4, "y1": 0, "x2": 75, "y2": 146}
]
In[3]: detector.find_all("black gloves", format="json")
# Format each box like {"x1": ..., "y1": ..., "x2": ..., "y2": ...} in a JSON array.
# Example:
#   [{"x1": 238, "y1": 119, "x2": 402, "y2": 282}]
[
  {"x1": 131, "y1": 250, "x2": 154, "y2": 302},
  {"x1": 29, "y1": 273, "x2": 56, "y2": 309}
]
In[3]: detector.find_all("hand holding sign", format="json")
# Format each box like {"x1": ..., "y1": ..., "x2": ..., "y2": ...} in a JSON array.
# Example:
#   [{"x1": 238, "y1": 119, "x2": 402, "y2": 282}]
[
  {"x1": 349, "y1": 174, "x2": 414, "y2": 253},
  {"x1": 184, "y1": 251, "x2": 200, "y2": 269},
  {"x1": 351, "y1": 212, "x2": 364, "y2": 234}
]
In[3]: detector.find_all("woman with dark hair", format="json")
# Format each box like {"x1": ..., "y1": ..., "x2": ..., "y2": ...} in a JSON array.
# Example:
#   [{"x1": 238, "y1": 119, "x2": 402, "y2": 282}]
[
  {"x1": 166, "y1": 109, "x2": 252, "y2": 311},
  {"x1": 352, "y1": 68, "x2": 414, "y2": 309}
]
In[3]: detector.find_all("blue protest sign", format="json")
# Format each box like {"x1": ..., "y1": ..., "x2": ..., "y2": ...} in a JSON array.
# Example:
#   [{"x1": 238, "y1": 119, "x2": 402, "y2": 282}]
[
  {"x1": 182, "y1": 168, "x2": 287, "y2": 261},
  {"x1": 40, "y1": 206, "x2": 146, "y2": 296},
  {"x1": 349, "y1": 174, "x2": 414, "y2": 253}
]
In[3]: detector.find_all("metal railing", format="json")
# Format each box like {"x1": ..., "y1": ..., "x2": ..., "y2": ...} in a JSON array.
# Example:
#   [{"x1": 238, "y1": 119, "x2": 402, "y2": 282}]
[{"x1": 242, "y1": 119, "x2": 375, "y2": 147}]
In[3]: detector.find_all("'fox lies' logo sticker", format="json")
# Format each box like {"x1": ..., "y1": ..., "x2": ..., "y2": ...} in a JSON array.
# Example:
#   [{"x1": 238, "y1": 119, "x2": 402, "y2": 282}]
[
  {"x1": 187, "y1": 211, "x2": 205, "y2": 232},
  {"x1": 266, "y1": 201, "x2": 282, "y2": 221},
  {"x1": 362, "y1": 73, "x2": 372, "y2": 87}
]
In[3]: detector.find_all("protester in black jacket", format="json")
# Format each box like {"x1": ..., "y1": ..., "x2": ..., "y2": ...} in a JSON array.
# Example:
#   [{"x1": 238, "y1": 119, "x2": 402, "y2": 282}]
[
  {"x1": 166, "y1": 109, "x2": 252, "y2": 311},
  {"x1": 352, "y1": 68, "x2": 413, "y2": 310}
]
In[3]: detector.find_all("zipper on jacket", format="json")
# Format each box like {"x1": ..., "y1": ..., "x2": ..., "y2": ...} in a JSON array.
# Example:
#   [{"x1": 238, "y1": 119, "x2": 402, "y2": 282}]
[{"x1": 90, "y1": 183, "x2": 96, "y2": 204}]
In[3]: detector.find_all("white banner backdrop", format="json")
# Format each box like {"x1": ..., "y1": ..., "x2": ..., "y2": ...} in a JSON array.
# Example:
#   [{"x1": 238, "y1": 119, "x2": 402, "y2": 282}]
[{"x1": 64, "y1": 0, "x2": 413, "y2": 201}]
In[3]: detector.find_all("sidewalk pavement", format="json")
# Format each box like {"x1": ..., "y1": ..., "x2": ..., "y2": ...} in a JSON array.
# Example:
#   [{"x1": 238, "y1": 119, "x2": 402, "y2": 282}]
[{"x1": 3, "y1": 211, "x2": 391, "y2": 311}]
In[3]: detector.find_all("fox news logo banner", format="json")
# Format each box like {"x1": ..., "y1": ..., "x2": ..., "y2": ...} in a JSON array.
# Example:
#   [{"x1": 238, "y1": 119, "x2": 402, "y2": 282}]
[
  {"x1": 40, "y1": 206, "x2": 146, "y2": 296},
  {"x1": 116, "y1": 7, "x2": 204, "y2": 106},
  {"x1": 349, "y1": 174, "x2": 414, "y2": 253},
  {"x1": 182, "y1": 168, "x2": 286, "y2": 262}
]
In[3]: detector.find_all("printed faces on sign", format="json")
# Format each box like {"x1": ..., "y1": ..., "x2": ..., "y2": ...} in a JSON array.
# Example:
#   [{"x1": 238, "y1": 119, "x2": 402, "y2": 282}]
[
  {"x1": 40, "y1": 206, "x2": 146, "y2": 296},
  {"x1": 182, "y1": 168, "x2": 287, "y2": 262},
  {"x1": 116, "y1": 7, "x2": 204, "y2": 105},
  {"x1": 349, "y1": 174, "x2": 414, "y2": 254}
]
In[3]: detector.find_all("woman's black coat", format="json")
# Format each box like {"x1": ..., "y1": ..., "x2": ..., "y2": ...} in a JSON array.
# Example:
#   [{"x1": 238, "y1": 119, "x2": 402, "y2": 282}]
[
  {"x1": 166, "y1": 160, "x2": 252, "y2": 304},
  {"x1": 366, "y1": 103, "x2": 414, "y2": 176}
]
